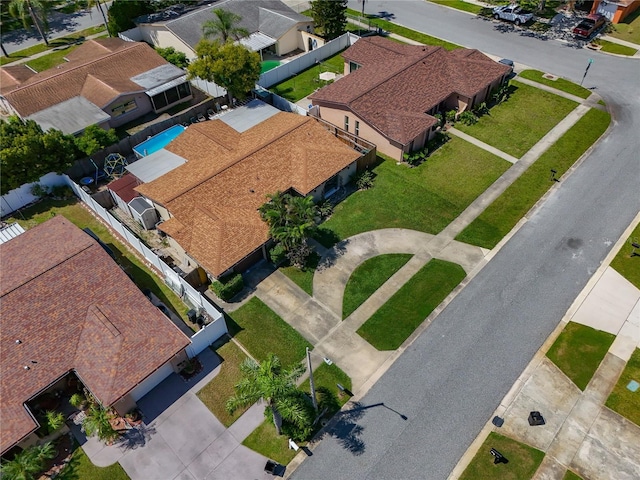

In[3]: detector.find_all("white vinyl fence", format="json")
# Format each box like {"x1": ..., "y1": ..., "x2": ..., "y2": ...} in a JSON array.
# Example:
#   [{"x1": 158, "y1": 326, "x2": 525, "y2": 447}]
[
  {"x1": 1, "y1": 173, "x2": 68, "y2": 217},
  {"x1": 63, "y1": 175, "x2": 227, "y2": 356}
]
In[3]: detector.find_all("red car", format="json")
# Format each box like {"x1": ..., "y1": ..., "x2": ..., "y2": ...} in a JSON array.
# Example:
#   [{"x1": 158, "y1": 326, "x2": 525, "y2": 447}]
[{"x1": 573, "y1": 14, "x2": 606, "y2": 39}]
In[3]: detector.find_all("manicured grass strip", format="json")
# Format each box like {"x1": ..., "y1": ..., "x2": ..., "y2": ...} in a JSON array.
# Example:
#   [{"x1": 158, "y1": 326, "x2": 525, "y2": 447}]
[
  {"x1": 606, "y1": 348, "x2": 640, "y2": 427},
  {"x1": 428, "y1": 0, "x2": 483, "y2": 14},
  {"x1": 597, "y1": 40, "x2": 638, "y2": 56},
  {"x1": 346, "y1": 8, "x2": 461, "y2": 50},
  {"x1": 243, "y1": 420, "x2": 300, "y2": 465},
  {"x1": 270, "y1": 50, "x2": 345, "y2": 102},
  {"x1": 610, "y1": 223, "x2": 640, "y2": 289},
  {"x1": 227, "y1": 297, "x2": 312, "y2": 367},
  {"x1": 279, "y1": 252, "x2": 320, "y2": 296},
  {"x1": 456, "y1": 108, "x2": 610, "y2": 249},
  {"x1": 300, "y1": 362, "x2": 352, "y2": 409},
  {"x1": 316, "y1": 138, "x2": 510, "y2": 247},
  {"x1": 608, "y1": 8, "x2": 640, "y2": 45},
  {"x1": 5, "y1": 199, "x2": 192, "y2": 326},
  {"x1": 357, "y1": 259, "x2": 465, "y2": 350},
  {"x1": 456, "y1": 81, "x2": 578, "y2": 158},
  {"x1": 58, "y1": 445, "x2": 129, "y2": 480},
  {"x1": 343, "y1": 254, "x2": 412, "y2": 319},
  {"x1": 563, "y1": 470, "x2": 584, "y2": 480},
  {"x1": 1, "y1": 25, "x2": 107, "y2": 66},
  {"x1": 459, "y1": 432, "x2": 545, "y2": 480},
  {"x1": 196, "y1": 340, "x2": 249, "y2": 427},
  {"x1": 518, "y1": 70, "x2": 591, "y2": 99},
  {"x1": 547, "y1": 322, "x2": 615, "y2": 391}
]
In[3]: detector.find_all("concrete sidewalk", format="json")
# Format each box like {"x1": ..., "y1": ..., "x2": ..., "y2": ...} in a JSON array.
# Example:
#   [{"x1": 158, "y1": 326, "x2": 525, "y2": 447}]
[{"x1": 449, "y1": 214, "x2": 640, "y2": 480}]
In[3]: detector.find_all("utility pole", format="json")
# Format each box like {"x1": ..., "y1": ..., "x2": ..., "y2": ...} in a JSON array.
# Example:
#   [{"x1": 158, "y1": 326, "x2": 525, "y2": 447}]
[{"x1": 306, "y1": 347, "x2": 318, "y2": 411}]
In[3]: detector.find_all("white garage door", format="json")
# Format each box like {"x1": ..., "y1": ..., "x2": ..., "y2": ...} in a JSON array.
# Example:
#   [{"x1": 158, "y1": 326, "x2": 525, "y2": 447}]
[
  {"x1": 597, "y1": 2, "x2": 618, "y2": 20},
  {"x1": 129, "y1": 362, "x2": 174, "y2": 401}
]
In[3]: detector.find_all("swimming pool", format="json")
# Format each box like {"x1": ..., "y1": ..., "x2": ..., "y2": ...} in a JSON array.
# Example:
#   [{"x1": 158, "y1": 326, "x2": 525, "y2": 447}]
[
  {"x1": 133, "y1": 124, "x2": 186, "y2": 157},
  {"x1": 260, "y1": 60, "x2": 281, "y2": 74}
]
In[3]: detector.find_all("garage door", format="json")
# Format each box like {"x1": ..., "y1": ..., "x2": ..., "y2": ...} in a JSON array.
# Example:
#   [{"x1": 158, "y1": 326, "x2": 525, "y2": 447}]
[
  {"x1": 597, "y1": 1, "x2": 618, "y2": 20},
  {"x1": 129, "y1": 362, "x2": 174, "y2": 401}
]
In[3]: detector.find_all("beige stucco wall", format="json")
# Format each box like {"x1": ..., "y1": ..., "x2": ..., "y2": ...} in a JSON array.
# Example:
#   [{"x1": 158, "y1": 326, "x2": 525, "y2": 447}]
[
  {"x1": 305, "y1": 162, "x2": 357, "y2": 201},
  {"x1": 16, "y1": 432, "x2": 39, "y2": 451},
  {"x1": 299, "y1": 30, "x2": 325, "y2": 53},
  {"x1": 276, "y1": 24, "x2": 311, "y2": 55},
  {"x1": 106, "y1": 93, "x2": 153, "y2": 129},
  {"x1": 154, "y1": 203, "x2": 171, "y2": 222},
  {"x1": 139, "y1": 25, "x2": 196, "y2": 59}
]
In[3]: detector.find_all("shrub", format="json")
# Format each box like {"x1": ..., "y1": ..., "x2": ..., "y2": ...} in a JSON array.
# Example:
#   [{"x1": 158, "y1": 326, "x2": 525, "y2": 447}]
[
  {"x1": 286, "y1": 242, "x2": 313, "y2": 268},
  {"x1": 459, "y1": 111, "x2": 478, "y2": 126},
  {"x1": 433, "y1": 112, "x2": 444, "y2": 127},
  {"x1": 155, "y1": 46, "x2": 189, "y2": 68},
  {"x1": 49, "y1": 185, "x2": 74, "y2": 200},
  {"x1": 445, "y1": 109, "x2": 457, "y2": 124},
  {"x1": 30, "y1": 183, "x2": 49, "y2": 198},
  {"x1": 69, "y1": 393, "x2": 87, "y2": 409},
  {"x1": 426, "y1": 131, "x2": 450, "y2": 154},
  {"x1": 45, "y1": 410, "x2": 65, "y2": 434},
  {"x1": 473, "y1": 102, "x2": 489, "y2": 117},
  {"x1": 354, "y1": 170, "x2": 375, "y2": 190},
  {"x1": 210, "y1": 273, "x2": 244, "y2": 301},
  {"x1": 317, "y1": 199, "x2": 334, "y2": 219},
  {"x1": 269, "y1": 243, "x2": 287, "y2": 264}
]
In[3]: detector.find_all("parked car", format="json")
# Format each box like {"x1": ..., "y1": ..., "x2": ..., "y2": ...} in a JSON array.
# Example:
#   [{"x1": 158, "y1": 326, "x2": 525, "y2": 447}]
[
  {"x1": 493, "y1": 5, "x2": 534, "y2": 26},
  {"x1": 498, "y1": 58, "x2": 515, "y2": 74},
  {"x1": 573, "y1": 14, "x2": 606, "y2": 39}
]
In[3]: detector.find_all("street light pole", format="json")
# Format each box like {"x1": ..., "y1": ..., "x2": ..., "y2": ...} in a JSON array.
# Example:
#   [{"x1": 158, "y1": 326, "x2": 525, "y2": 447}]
[{"x1": 306, "y1": 347, "x2": 318, "y2": 412}]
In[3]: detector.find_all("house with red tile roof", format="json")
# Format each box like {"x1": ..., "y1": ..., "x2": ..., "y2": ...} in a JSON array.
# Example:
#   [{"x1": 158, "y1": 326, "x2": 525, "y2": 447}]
[
  {"x1": 0, "y1": 216, "x2": 191, "y2": 456},
  {"x1": 0, "y1": 38, "x2": 192, "y2": 135},
  {"x1": 133, "y1": 108, "x2": 369, "y2": 279},
  {"x1": 309, "y1": 36, "x2": 511, "y2": 160}
]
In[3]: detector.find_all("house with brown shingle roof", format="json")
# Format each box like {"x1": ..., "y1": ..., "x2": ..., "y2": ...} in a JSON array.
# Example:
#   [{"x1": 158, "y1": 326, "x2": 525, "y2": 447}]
[
  {"x1": 0, "y1": 216, "x2": 191, "y2": 456},
  {"x1": 309, "y1": 36, "x2": 511, "y2": 160},
  {"x1": 0, "y1": 38, "x2": 192, "y2": 135},
  {"x1": 133, "y1": 108, "x2": 367, "y2": 279}
]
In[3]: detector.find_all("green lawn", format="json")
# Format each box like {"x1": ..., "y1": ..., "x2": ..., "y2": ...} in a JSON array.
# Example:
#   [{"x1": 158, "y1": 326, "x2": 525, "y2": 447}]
[
  {"x1": 342, "y1": 254, "x2": 413, "y2": 318},
  {"x1": 300, "y1": 362, "x2": 353, "y2": 409},
  {"x1": 58, "y1": 445, "x2": 129, "y2": 480},
  {"x1": 196, "y1": 339, "x2": 249, "y2": 427},
  {"x1": 459, "y1": 432, "x2": 545, "y2": 480},
  {"x1": 609, "y1": 8, "x2": 640, "y2": 45},
  {"x1": 547, "y1": 322, "x2": 615, "y2": 391},
  {"x1": 518, "y1": 70, "x2": 592, "y2": 99},
  {"x1": 316, "y1": 139, "x2": 510, "y2": 247},
  {"x1": 279, "y1": 252, "x2": 320, "y2": 296},
  {"x1": 456, "y1": 81, "x2": 578, "y2": 158},
  {"x1": 610, "y1": 223, "x2": 640, "y2": 289},
  {"x1": 5, "y1": 199, "x2": 193, "y2": 327},
  {"x1": 243, "y1": 420, "x2": 301, "y2": 465},
  {"x1": 456, "y1": 108, "x2": 611, "y2": 249},
  {"x1": 1, "y1": 25, "x2": 107, "y2": 66},
  {"x1": 26, "y1": 44, "x2": 79, "y2": 71},
  {"x1": 563, "y1": 470, "x2": 584, "y2": 480},
  {"x1": 270, "y1": 50, "x2": 346, "y2": 102},
  {"x1": 597, "y1": 39, "x2": 638, "y2": 56},
  {"x1": 346, "y1": 9, "x2": 461, "y2": 50},
  {"x1": 227, "y1": 297, "x2": 312, "y2": 367},
  {"x1": 357, "y1": 259, "x2": 466, "y2": 350},
  {"x1": 606, "y1": 348, "x2": 640, "y2": 427},
  {"x1": 428, "y1": 0, "x2": 483, "y2": 14}
]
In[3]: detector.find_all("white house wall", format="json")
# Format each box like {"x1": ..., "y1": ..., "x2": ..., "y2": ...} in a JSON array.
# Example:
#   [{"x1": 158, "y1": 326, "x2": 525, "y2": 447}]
[{"x1": 139, "y1": 24, "x2": 197, "y2": 59}]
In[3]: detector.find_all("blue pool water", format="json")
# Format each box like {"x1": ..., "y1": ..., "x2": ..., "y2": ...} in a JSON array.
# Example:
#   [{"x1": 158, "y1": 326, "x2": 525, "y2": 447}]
[{"x1": 133, "y1": 124, "x2": 186, "y2": 157}]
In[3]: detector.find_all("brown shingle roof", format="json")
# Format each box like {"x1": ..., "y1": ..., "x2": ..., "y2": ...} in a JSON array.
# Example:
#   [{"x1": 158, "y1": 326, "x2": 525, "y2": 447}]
[
  {"x1": 0, "y1": 216, "x2": 190, "y2": 454},
  {"x1": 1, "y1": 39, "x2": 168, "y2": 117},
  {"x1": 310, "y1": 37, "x2": 510, "y2": 145},
  {"x1": 0, "y1": 65, "x2": 37, "y2": 95},
  {"x1": 136, "y1": 113, "x2": 361, "y2": 277}
]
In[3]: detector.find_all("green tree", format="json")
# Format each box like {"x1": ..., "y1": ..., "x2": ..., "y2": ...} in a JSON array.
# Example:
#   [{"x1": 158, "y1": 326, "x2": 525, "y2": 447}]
[
  {"x1": 187, "y1": 40, "x2": 260, "y2": 103},
  {"x1": 226, "y1": 354, "x2": 313, "y2": 436},
  {"x1": 82, "y1": 403, "x2": 119, "y2": 444},
  {"x1": 0, "y1": 116, "x2": 78, "y2": 194},
  {"x1": 154, "y1": 46, "x2": 189, "y2": 68},
  {"x1": 74, "y1": 124, "x2": 119, "y2": 156},
  {"x1": 202, "y1": 8, "x2": 249, "y2": 43},
  {"x1": 0, "y1": 442, "x2": 56, "y2": 480},
  {"x1": 310, "y1": 0, "x2": 348, "y2": 40},
  {"x1": 8, "y1": 0, "x2": 51, "y2": 45},
  {"x1": 106, "y1": 0, "x2": 154, "y2": 36},
  {"x1": 259, "y1": 192, "x2": 317, "y2": 250}
]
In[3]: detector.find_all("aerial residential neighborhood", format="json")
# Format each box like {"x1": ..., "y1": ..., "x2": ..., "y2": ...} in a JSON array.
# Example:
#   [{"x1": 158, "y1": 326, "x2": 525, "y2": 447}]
[{"x1": 0, "y1": 1, "x2": 638, "y2": 480}]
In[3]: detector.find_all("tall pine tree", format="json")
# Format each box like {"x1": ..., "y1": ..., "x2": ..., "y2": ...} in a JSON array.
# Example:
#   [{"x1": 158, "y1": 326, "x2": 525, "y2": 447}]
[{"x1": 310, "y1": 0, "x2": 348, "y2": 40}]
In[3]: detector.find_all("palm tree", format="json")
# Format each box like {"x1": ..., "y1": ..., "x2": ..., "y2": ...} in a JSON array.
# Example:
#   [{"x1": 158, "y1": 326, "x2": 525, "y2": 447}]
[
  {"x1": 202, "y1": 8, "x2": 249, "y2": 43},
  {"x1": 259, "y1": 192, "x2": 317, "y2": 250},
  {"x1": 8, "y1": 0, "x2": 50, "y2": 46},
  {"x1": 82, "y1": 403, "x2": 119, "y2": 443},
  {"x1": 85, "y1": 0, "x2": 110, "y2": 36},
  {"x1": 0, "y1": 442, "x2": 56, "y2": 480},
  {"x1": 226, "y1": 354, "x2": 312, "y2": 435}
]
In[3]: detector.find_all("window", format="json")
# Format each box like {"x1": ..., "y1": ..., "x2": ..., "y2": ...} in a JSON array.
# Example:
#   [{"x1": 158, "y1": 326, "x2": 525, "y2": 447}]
[
  {"x1": 111, "y1": 100, "x2": 137, "y2": 117},
  {"x1": 355, "y1": 120, "x2": 360, "y2": 136},
  {"x1": 344, "y1": 116, "x2": 349, "y2": 132},
  {"x1": 349, "y1": 61, "x2": 361, "y2": 73}
]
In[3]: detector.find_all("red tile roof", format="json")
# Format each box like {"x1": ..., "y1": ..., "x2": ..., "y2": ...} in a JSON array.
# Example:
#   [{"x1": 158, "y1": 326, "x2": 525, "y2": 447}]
[
  {"x1": 136, "y1": 113, "x2": 361, "y2": 277},
  {"x1": 0, "y1": 216, "x2": 190, "y2": 454},
  {"x1": 310, "y1": 36, "x2": 510, "y2": 145},
  {"x1": 0, "y1": 39, "x2": 168, "y2": 116}
]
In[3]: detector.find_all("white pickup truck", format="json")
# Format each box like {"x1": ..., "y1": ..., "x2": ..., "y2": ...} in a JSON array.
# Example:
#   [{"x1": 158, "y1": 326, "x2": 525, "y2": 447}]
[{"x1": 492, "y1": 5, "x2": 534, "y2": 26}]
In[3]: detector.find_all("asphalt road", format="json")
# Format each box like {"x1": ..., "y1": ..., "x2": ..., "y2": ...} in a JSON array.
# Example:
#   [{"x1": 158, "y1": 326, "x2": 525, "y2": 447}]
[
  {"x1": 293, "y1": 2, "x2": 640, "y2": 479},
  {"x1": 1, "y1": 2, "x2": 111, "y2": 54}
]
